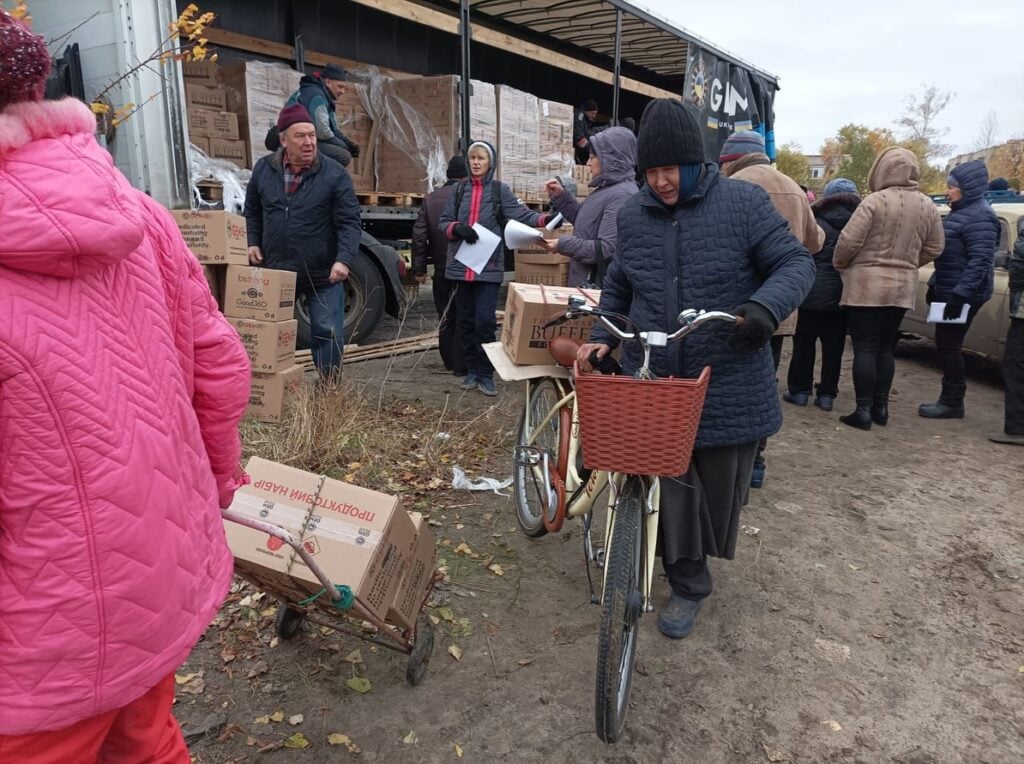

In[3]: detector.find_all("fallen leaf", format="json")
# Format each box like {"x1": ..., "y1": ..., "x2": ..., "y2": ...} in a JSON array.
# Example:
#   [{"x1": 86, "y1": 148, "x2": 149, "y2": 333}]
[
  {"x1": 1019, "y1": 665, "x2": 1024, "y2": 673},
  {"x1": 288, "y1": 714, "x2": 304, "y2": 726},
  {"x1": 284, "y1": 732, "x2": 310, "y2": 749},
  {"x1": 269, "y1": 637, "x2": 280, "y2": 649},
  {"x1": 437, "y1": 607, "x2": 455, "y2": 622},
  {"x1": 260, "y1": 607, "x2": 277, "y2": 618},
  {"x1": 253, "y1": 715, "x2": 271, "y2": 725},
  {"x1": 448, "y1": 644, "x2": 463, "y2": 661},
  {"x1": 517, "y1": 659, "x2": 533, "y2": 666},
  {"x1": 175, "y1": 673, "x2": 198, "y2": 685},
  {"x1": 247, "y1": 660, "x2": 269, "y2": 678},
  {"x1": 647, "y1": 659, "x2": 666, "y2": 675},
  {"x1": 342, "y1": 649, "x2": 363, "y2": 665},
  {"x1": 346, "y1": 677, "x2": 372, "y2": 694},
  {"x1": 762, "y1": 743, "x2": 788, "y2": 762},
  {"x1": 456, "y1": 523, "x2": 465, "y2": 530},
  {"x1": 454, "y1": 743, "x2": 464, "y2": 758},
  {"x1": 429, "y1": 614, "x2": 441, "y2": 626},
  {"x1": 821, "y1": 719, "x2": 843, "y2": 732},
  {"x1": 269, "y1": 710, "x2": 285, "y2": 723},
  {"x1": 741, "y1": 525, "x2": 760, "y2": 536},
  {"x1": 455, "y1": 542, "x2": 473, "y2": 555},
  {"x1": 179, "y1": 677, "x2": 206, "y2": 695},
  {"x1": 848, "y1": 564, "x2": 862, "y2": 571},
  {"x1": 488, "y1": 563, "x2": 505, "y2": 577},
  {"x1": 403, "y1": 730, "x2": 418, "y2": 745},
  {"x1": 328, "y1": 733, "x2": 361, "y2": 752},
  {"x1": 220, "y1": 650, "x2": 237, "y2": 664}
]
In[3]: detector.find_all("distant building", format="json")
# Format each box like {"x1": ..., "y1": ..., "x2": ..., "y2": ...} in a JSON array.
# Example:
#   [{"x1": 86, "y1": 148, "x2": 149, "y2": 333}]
[
  {"x1": 946, "y1": 140, "x2": 1023, "y2": 174},
  {"x1": 805, "y1": 154, "x2": 827, "y2": 183}
]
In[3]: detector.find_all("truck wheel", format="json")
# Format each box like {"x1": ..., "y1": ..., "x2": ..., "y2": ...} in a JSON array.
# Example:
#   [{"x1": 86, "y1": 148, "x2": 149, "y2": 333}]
[{"x1": 295, "y1": 249, "x2": 387, "y2": 348}]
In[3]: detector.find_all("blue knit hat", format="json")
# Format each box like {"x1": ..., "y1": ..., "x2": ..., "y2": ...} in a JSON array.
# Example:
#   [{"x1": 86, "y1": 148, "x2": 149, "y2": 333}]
[
  {"x1": 719, "y1": 130, "x2": 765, "y2": 162},
  {"x1": 823, "y1": 177, "x2": 858, "y2": 197}
]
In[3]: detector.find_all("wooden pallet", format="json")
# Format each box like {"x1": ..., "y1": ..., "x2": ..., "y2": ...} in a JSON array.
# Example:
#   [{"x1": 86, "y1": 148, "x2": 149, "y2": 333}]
[{"x1": 357, "y1": 192, "x2": 424, "y2": 207}]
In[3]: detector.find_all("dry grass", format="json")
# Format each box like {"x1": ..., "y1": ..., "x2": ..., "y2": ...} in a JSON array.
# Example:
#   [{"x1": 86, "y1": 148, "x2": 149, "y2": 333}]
[{"x1": 240, "y1": 375, "x2": 518, "y2": 494}]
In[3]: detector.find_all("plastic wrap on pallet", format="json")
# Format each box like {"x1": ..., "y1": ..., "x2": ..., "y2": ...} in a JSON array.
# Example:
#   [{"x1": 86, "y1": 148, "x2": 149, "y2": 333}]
[
  {"x1": 188, "y1": 143, "x2": 251, "y2": 213},
  {"x1": 219, "y1": 60, "x2": 302, "y2": 169},
  {"x1": 361, "y1": 69, "x2": 497, "y2": 194},
  {"x1": 538, "y1": 98, "x2": 574, "y2": 183},
  {"x1": 335, "y1": 79, "x2": 377, "y2": 193},
  {"x1": 496, "y1": 85, "x2": 541, "y2": 200}
]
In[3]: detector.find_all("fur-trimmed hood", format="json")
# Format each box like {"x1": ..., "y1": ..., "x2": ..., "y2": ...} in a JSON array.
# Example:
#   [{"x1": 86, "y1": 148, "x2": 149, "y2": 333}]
[{"x1": 0, "y1": 98, "x2": 144, "y2": 278}]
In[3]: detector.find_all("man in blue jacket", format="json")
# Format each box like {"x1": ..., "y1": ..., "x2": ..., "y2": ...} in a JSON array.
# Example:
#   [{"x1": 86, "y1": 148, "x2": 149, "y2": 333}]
[
  {"x1": 244, "y1": 104, "x2": 361, "y2": 378},
  {"x1": 577, "y1": 99, "x2": 814, "y2": 640},
  {"x1": 920, "y1": 160, "x2": 1000, "y2": 418}
]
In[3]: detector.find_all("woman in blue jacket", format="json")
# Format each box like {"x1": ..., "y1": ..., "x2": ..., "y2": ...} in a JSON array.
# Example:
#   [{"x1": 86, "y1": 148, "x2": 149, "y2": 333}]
[
  {"x1": 439, "y1": 141, "x2": 551, "y2": 396},
  {"x1": 920, "y1": 160, "x2": 1000, "y2": 418}
]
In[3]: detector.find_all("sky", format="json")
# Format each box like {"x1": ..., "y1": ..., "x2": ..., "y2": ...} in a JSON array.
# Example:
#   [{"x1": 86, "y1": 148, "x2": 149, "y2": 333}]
[{"x1": 638, "y1": 0, "x2": 1024, "y2": 164}]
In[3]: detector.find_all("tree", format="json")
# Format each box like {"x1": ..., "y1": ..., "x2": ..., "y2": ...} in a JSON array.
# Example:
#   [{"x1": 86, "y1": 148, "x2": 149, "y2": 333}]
[
  {"x1": 775, "y1": 142, "x2": 810, "y2": 186},
  {"x1": 819, "y1": 124, "x2": 895, "y2": 192},
  {"x1": 895, "y1": 83, "x2": 954, "y2": 160},
  {"x1": 988, "y1": 139, "x2": 1024, "y2": 188},
  {"x1": 899, "y1": 139, "x2": 947, "y2": 195},
  {"x1": 971, "y1": 111, "x2": 1000, "y2": 152}
]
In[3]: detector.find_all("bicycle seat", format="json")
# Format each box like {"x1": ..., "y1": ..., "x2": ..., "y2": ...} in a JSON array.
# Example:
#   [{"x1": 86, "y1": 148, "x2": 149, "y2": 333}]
[{"x1": 548, "y1": 336, "x2": 583, "y2": 368}]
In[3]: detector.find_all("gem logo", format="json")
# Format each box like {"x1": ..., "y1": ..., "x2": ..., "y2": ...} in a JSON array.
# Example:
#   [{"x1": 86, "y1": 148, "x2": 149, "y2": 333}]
[{"x1": 266, "y1": 536, "x2": 284, "y2": 552}]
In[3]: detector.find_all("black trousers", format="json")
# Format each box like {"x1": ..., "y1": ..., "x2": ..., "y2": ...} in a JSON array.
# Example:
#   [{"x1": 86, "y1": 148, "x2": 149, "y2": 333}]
[
  {"x1": 786, "y1": 310, "x2": 847, "y2": 397},
  {"x1": 933, "y1": 306, "x2": 979, "y2": 393},
  {"x1": 845, "y1": 306, "x2": 906, "y2": 405},
  {"x1": 1003, "y1": 318, "x2": 1024, "y2": 435},
  {"x1": 755, "y1": 337, "x2": 785, "y2": 461},
  {"x1": 454, "y1": 280, "x2": 500, "y2": 379},
  {"x1": 431, "y1": 275, "x2": 466, "y2": 375}
]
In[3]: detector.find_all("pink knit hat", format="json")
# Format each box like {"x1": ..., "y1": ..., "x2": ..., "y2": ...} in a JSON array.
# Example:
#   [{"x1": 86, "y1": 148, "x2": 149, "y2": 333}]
[{"x1": 0, "y1": 11, "x2": 50, "y2": 112}]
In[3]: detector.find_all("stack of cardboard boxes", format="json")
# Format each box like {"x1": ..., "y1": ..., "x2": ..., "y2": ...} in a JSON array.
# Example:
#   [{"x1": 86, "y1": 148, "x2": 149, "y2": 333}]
[
  {"x1": 573, "y1": 164, "x2": 593, "y2": 199},
  {"x1": 335, "y1": 83, "x2": 376, "y2": 194},
  {"x1": 225, "y1": 457, "x2": 437, "y2": 632},
  {"x1": 171, "y1": 209, "x2": 248, "y2": 309},
  {"x1": 495, "y1": 85, "x2": 541, "y2": 200},
  {"x1": 219, "y1": 60, "x2": 302, "y2": 170},
  {"x1": 183, "y1": 61, "x2": 248, "y2": 167},
  {"x1": 513, "y1": 225, "x2": 574, "y2": 287},
  {"x1": 376, "y1": 75, "x2": 498, "y2": 195},
  {"x1": 222, "y1": 266, "x2": 304, "y2": 423}
]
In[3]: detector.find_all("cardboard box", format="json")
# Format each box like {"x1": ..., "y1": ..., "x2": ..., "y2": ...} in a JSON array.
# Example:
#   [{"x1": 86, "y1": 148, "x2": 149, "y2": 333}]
[
  {"x1": 539, "y1": 99, "x2": 574, "y2": 181},
  {"x1": 496, "y1": 85, "x2": 541, "y2": 199},
  {"x1": 224, "y1": 457, "x2": 417, "y2": 622},
  {"x1": 227, "y1": 317, "x2": 298, "y2": 373},
  {"x1": 219, "y1": 60, "x2": 302, "y2": 169},
  {"x1": 189, "y1": 108, "x2": 240, "y2": 140},
  {"x1": 209, "y1": 138, "x2": 248, "y2": 169},
  {"x1": 182, "y1": 59, "x2": 219, "y2": 86},
  {"x1": 186, "y1": 83, "x2": 228, "y2": 111},
  {"x1": 387, "y1": 512, "x2": 437, "y2": 631},
  {"x1": 513, "y1": 225, "x2": 572, "y2": 256},
  {"x1": 573, "y1": 164, "x2": 593, "y2": 198},
  {"x1": 190, "y1": 135, "x2": 210, "y2": 154},
  {"x1": 335, "y1": 83, "x2": 376, "y2": 194},
  {"x1": 515, "y1": 251, "x2": 569, "y2": 287},
  {"x1": 172, "y1": 210, "x2": 248, "y2": 265},
  {"x1": 249, "y1": 365, "x2": 305, "y2": 423},
  {"x1": 501, "y1": 283, "x2": 601, "y2": 365},
  {"x1": 223, "y1": 265, "x2": 296, "y2": 322}
]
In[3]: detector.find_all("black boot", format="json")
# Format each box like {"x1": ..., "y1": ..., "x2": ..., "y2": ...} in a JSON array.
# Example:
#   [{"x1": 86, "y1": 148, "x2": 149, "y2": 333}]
[
  {"x1": 840, "y1": 399, "x2": 873, "y2": 430},
  {"x1": 918, "y1": 382, "x2": 965, "y2": 419},
  {"x1": 871, "y1": 396, "x2": 889, "y2": 426}
]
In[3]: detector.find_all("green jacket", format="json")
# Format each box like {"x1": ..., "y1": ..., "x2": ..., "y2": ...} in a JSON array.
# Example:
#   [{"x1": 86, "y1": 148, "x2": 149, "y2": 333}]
[{"x1": 287, "y1": 75, "x2": 357, "y2": 155}]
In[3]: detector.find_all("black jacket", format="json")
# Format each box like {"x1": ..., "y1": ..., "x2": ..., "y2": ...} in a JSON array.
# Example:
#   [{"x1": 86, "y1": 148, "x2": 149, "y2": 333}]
[
  {"x1": 412, "y1": 181, "x2": 457, "y2": 274},
  {"x1": 801, "y1": 192, "x2": 860, "y2": 312},
  {"x1": 243, "y1": 150, "x2": 361, "y2": 289}
]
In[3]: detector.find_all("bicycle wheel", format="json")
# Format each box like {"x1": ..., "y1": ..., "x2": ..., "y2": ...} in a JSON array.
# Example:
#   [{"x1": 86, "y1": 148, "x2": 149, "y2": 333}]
[
  {"x1": 594, "y1": 476, "x2": 644, "y2": 743},
  {"x1": 513, "y1": 378, "x2": 563, "y2": 538}
]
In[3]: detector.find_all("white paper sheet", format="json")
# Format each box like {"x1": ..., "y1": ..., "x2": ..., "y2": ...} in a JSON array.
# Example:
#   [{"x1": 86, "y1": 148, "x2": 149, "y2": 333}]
[
  {"x1": 927, "y1": 302, "x2": 970, "y2": 324},
  {"x1": 454, "y1": 224, "x2": 501, "y2": 275}
]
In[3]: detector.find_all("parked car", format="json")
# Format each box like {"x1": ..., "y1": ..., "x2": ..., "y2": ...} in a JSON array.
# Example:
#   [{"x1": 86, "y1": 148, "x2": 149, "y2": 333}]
[{"x1": 901, "y1": 202, "x2": 1022, "y2": 362}]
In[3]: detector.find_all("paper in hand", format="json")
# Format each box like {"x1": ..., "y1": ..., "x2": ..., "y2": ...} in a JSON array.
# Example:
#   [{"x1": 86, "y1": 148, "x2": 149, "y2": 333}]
[
  {"x1": 927, "y1": 302, "x2": 970, "y2": 324},
  {"x1": 454, "y1": 224, "x2": 501, "y2": 275}
]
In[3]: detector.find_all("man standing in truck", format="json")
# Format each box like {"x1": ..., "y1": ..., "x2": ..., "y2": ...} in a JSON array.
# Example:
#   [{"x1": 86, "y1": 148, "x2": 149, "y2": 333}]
[
  {"x1": 276, "y1": 64, "x2": 360, "y2": 168},
  {"x1": 574, "y1": 98, "x2": 600, "y2": 165},
  {"x1": 245, "y1": 103, "x2": 362, "y2": 379}
]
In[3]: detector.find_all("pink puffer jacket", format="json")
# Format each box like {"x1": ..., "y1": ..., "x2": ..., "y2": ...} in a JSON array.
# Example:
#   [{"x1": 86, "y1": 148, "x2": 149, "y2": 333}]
[{"x1": 0, "y1": 99, "x2": 251, "y2": 735}]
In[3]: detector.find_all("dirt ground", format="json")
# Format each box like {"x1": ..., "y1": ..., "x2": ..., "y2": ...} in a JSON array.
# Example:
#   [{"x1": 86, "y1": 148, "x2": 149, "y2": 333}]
[{"x1": 180, "y1": 292, "x2": 1024, "y2": 763}]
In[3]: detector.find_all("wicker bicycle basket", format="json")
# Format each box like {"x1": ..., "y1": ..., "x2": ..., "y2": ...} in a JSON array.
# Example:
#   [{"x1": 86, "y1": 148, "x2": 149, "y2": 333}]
[{"x1": 573, "y1": 363, "x2": 711, "y2": 476}]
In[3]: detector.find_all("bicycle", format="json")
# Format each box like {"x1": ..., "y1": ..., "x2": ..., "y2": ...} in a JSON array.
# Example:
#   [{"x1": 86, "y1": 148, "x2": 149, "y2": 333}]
[{"x1": 509, "y1": 297, "x2": 738, "y2": 743}]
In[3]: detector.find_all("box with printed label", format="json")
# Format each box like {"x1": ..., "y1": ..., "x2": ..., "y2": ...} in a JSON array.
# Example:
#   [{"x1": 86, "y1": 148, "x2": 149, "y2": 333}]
[
  {"x1": 227, "y1": 317, "x2": 298, "y2": 373},
  {"x1": 188, "y1": 109, "x2": 240, "y2": 140},
  {"x1": 186, "y1": 83, "x2": 227, "y2": 111},
  {"x1": 182, "y1": 59, "x2": 219, "y2": 86},
  {"x1": 172, "y1": 210, "x2": 248, "y2": 265},
  {"x1": 223, "y1": 265, "x2": 296, "y2": 321},
  {"x1": 209, "y1": 138, "x2": 248, "y2": 169},
  {"x1": 224, "y1": 457, "x2": 417, "y2": 622},
  {"x1": 501, "y1": 283, "x2": 600, "y2": 366},
  {"x1": 248, "y1": 365, "x2": 305, "y2": 423},
  {"x1": 514, "y1": 251, "x2": 569, "y2": 287},
  {"x1": 387, "y1": 512, "x2": 437, "y2": 631}
]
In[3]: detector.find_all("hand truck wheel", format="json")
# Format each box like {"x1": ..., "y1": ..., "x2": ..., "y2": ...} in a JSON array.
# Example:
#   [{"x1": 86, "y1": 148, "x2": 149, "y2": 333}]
[
  {"x1": 405, "y1": 617, "x2": 435, "y2": 686},
  {"x1": 274, "y1": 604, "x2": 305, "y2": 640}
]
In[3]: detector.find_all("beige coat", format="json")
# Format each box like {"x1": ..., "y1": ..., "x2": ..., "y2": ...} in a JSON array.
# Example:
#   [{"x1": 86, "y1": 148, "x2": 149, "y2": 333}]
[
  {"x1": 833, "y1": 147, "x2": 945, "y2": 309},
  {"x1": 726, "y1": 154, "x2": 824, "y2": 334}
]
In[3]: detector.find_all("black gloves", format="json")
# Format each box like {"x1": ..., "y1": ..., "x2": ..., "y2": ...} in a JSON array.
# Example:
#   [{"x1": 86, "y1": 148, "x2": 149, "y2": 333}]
[
  {"x1": 349, "y1": 143, "x2": 361, "y2": 159},
  {"x1": 452, "y1": 223, "x2": 479, "y2": 244},
  {"x1": 943, "y1": 295, "x2": 966, "y2": 321},
  {"x1": 925, "y1": 284, "x2": 936, "y2": 304},
  {"x1": 729, "y1": 302, "x2": 778, "y2": 354}
]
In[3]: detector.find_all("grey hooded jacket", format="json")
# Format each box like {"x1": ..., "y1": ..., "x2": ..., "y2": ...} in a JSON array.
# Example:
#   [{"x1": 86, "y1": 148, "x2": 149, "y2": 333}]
[{"x1": 550, "y1": 126, "x2": 639, "y2": 287}]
